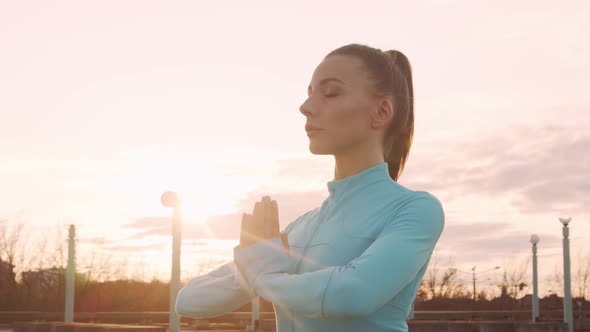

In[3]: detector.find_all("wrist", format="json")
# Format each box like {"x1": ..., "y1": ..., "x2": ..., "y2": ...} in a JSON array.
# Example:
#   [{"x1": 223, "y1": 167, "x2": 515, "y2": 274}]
[
  {"x1": 238, "y1": 234, "x2": 289, "y2": 252},
  {"x1": 237, "y1": 242, "x2": 251, "y2": 250},
  {"x1": 280, "y1": 233, "x2": 290, "y2": 256},
  {"x1": 233, "y1": 236, "x2": 295, "y2": 289}
]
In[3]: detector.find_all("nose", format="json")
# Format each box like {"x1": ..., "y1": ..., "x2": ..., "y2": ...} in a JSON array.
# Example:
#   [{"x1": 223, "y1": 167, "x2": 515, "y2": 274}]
[{"x1": 299, "y1": 96, "x2": 313, "y2": 117}]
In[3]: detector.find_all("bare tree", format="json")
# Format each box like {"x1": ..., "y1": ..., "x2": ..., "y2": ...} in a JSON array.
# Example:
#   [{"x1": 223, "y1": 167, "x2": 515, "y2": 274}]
[
  {"x1": 81, "y1": 238, "x2": 115, "y2": 282},
  {"x1": 0, "y1": 219, "x2": 24, "y2": 296},
  {"x1": 477, "y1": 288, "x2": 493, "y2": 301},
  {"x1": 112, "y1": 256, "x2": 129, "y2": 281},
  {"x1": 421, "y1": 252, "x2": 466, "y2": 299},
  {"x1": 130, "y1": 255, "x2": 148, "y2": 282},
  {"x1": 14, "y1": 223, "x2": 67, "y2": 276},
  {"x1": 423, "y1": 250, "x2": 441, "y2": 300},
  {"x1": 0, "y1": 219, "x2": 24, "y2": 268},
  {"x1": 52, "y1": 224, "x2": 67, "y2": 268},
  {"x1": 498, "y1": 255, "x2": 530, "y2": 299},
  {"x1": 544, "y1": 251, "x2": 590, "y2": 300},
  {"x1": 546, "y1": 264, "x2": 564, "y2": 297},
  {"x1": 18, "y1": 229, "x2": 48, "y2": 273},
  {"x1": 574, "y1": 249, "x2": 590, "y2": 300}
]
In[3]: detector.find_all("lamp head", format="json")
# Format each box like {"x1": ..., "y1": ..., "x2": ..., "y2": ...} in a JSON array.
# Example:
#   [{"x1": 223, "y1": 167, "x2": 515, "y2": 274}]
[
  {"x1": 559, "y1": 217, "x2": 572, "y2": 226},
  {"x1": 161, "y1": 191, "x2": 180, "y2": 208},
  {"x1": 530, "y1": 234, "x2": 540, "y2": 244}
]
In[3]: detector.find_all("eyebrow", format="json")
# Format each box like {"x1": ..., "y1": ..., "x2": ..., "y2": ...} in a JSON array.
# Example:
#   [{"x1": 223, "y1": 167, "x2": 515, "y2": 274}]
[{"x1": 307, "y1": 77, "x2": 345, "y2": 94}]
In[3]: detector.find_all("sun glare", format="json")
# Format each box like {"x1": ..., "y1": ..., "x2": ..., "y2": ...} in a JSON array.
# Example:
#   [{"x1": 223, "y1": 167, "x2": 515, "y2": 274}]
[{"x1": 122, "y1": 148, "x2": 275, "y2": 224}]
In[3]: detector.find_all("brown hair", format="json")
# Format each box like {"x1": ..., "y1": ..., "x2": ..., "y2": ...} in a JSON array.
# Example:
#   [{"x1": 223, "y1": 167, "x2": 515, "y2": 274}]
[{"x1": 325, "y1": 44, "x2": 414, "y2": 181}]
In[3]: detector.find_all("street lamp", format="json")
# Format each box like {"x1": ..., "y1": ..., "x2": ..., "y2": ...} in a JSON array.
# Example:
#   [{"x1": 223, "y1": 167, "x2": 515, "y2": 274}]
[
  {"x1": 530, "y1": 234, "x2": 540, "y2": 323},
  {"x1": 161, "y1": 191, "x2": 182, "y2": 332},
  {"x1": 559, "y1": 217, "x2": 573, "y2": 332},
  {"x1": 470, "y1": 266, "x2": 501, "y2": 301},
  {"x1": 65, "y1": 225, "x2": 76, "y2": 322}
]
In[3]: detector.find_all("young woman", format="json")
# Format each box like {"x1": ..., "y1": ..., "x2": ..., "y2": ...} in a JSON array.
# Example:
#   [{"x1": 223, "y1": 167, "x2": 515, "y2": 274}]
[{"x1": 175, "y1": 43, "x2": 445, "y2": 332}]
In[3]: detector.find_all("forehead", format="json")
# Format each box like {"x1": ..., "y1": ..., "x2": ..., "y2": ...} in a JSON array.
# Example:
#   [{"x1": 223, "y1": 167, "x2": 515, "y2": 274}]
[{"x1": 310, "y1": 54, "x2": 369, "y2": 85}]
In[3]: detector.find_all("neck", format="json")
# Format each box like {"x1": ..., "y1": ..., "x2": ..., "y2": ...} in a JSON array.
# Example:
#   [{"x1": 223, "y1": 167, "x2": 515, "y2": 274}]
[{"x1": 333, "y1": 140, "x2": 384, "y2": 181}]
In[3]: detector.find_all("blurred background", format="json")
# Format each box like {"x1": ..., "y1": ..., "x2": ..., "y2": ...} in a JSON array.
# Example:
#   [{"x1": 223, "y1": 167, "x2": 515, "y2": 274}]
[{"x1": 0, "y1": 0, "x2": 588, "y2": 309}]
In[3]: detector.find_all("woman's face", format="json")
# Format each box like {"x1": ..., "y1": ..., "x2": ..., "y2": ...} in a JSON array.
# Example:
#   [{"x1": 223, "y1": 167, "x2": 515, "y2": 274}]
[{"x1": 299, "y1": 54, "x2": 382, "y2": 156}]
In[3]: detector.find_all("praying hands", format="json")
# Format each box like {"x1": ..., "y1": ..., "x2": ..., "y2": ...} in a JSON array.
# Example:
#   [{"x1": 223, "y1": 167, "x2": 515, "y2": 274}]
[{"x1": 239, "y1": 195, "x2": 289, "y2": 252}]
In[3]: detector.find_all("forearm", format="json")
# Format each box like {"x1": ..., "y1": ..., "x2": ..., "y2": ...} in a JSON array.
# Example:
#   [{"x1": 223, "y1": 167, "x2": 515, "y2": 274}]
[
  {"x1": 233, "y1": 193, "x2": 444, "y2": 320},
  {"x1": 176, "y1": 207, "x2": 303, "y2": 318},
  {"x1": 232, "y1": 235, "x2": 295, "y2": 288},
  {"x1": 175, "y1": 262, "x2": 255, "y2": 318}
]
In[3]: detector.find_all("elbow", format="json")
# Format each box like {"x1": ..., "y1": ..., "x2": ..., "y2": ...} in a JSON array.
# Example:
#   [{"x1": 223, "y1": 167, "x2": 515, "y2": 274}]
[
  {"x1": 334, "y1": 300, "x2": 377, "y2": 319},
  {"x1": 174, "y1": 288, "x2": 212, "y2": 319},
  {"x1": 322, "y1": 282, "x2": 380, "y2": 319},
  {"x1": 174, "y1": 302, "x2": 186, "y2": 317},
  {"x1": 325, "y1": 300, "x2": 376, "y2": 320},
  {"x1": 174, "y1": 290, "x2": 193, "y2": 317}
]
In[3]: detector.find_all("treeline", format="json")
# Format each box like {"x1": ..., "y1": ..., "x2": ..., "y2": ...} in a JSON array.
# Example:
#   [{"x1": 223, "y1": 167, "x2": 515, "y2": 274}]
[
  {"x1": 1, "y1": 266, "x2": 587, "y2": 312},
  {"x1": 1, "y1": 221, "x2": 589, "y2": 312},
  {"x1": 0, "y1": 267, "x2": 168, "y2": 311}
]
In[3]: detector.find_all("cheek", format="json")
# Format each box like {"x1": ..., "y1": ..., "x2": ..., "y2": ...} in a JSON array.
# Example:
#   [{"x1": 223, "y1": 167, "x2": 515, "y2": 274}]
[{"x1": 329, "y1": 97, "x2": 371, "y2": 136}]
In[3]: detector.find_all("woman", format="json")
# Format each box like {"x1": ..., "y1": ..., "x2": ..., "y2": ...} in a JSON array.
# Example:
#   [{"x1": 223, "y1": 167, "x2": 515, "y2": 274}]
[{"x1": 175, "y1": 43, "x2": 445, "y2": 332}]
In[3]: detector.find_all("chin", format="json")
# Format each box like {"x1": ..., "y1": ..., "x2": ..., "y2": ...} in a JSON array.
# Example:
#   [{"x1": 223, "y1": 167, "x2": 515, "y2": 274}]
[{"x1": 308, "y1": 141, "x2": 333, "y2": 155}]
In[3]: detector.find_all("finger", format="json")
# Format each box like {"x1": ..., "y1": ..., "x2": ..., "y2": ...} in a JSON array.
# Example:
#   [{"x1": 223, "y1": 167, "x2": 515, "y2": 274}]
[
  {"x1": 240, "y1": 213, "x2": 246, "y2": 245},
  {"x1": 271, "y1": 200, "x2": 280, "y2": 237},
  {"x1": 246, "y1": 213, "x2": 257, "y2": 245},
  {"x1": 264, "y1": 196, "x2": 273, "y2": 239},
  {"x1": 253, "y1": 201, "x2": 263, "y2": 242},
  {"x1": 240, "y1": 213, "x2": 248, "y2": 245},
  {"x1": 240, "y1": 212, "x2": 249, "y2": 246}
]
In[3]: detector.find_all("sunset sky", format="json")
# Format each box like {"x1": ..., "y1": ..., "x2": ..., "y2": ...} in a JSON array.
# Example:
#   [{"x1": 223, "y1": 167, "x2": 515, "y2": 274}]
[{"x1": 1, "y1": 1, "x2": 589, "y2": 297}]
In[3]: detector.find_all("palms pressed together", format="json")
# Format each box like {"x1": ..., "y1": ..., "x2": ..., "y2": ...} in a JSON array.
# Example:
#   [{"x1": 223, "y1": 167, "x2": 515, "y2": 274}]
[{"x1": 239, "y1": 195, "x2": 289, "y2": 252}]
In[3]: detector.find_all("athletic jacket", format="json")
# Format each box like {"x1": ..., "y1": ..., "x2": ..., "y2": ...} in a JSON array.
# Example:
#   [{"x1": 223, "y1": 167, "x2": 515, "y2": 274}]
[{"x1": 175, "y1": 161, "x2": 445, "y2": 332}]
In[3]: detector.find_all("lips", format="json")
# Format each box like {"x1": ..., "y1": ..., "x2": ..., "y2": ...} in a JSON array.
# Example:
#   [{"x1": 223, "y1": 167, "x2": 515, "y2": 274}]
[{"x1": 305, "y1": 124, "x2": 323, "y2": 132}]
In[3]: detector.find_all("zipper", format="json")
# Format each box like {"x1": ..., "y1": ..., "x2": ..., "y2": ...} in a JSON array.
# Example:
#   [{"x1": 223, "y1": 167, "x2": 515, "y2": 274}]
[
  {"x1": 293, "y1": 196, "x2": 332, "y2": 272},
  {"x1": 290, "y1": 195, "x2": 334, "y2": 332}
]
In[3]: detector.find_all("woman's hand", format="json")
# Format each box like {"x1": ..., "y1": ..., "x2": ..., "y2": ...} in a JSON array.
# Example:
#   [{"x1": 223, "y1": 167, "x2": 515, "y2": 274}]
[{"x1": 239, "y1": 195, "x2": 281, "y2": 248}]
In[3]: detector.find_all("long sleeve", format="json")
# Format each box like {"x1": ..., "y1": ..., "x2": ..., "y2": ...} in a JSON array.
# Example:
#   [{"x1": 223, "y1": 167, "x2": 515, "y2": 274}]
[
  {"x1": 175, "y1": 260, "x2": 255, "y2": 318},
  {"x1": 175, "y1": 212, "x2": 308, "y2": 318},
  {"x1": 233, "y1": 192, "x2": 445, "y2": 320},
  {"x1": 232, "y1": 235, "x2": 296, "y2": 288}
]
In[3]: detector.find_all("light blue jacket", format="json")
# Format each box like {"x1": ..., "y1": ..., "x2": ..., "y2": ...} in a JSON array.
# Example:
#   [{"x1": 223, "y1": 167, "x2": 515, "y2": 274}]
[{"x1": 175, "y1": 162, "x2": 445, "y2": 332}]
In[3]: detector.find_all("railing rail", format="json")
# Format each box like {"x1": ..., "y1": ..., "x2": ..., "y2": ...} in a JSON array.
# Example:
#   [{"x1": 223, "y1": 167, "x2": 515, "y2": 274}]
[{"x1": 1, "y1": 310, "x2": 588, "y2": 330}]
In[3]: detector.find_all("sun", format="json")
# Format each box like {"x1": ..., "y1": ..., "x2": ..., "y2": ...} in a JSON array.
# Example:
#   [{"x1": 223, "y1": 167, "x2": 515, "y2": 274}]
[{"x1": 122, "y1": 148, "x2": 272, "y2": 226}]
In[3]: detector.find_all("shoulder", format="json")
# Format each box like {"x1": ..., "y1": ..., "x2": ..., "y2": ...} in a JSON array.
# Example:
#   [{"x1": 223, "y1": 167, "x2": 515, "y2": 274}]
[
  {"x1": 407, "y1": 190, "x2": 444, "y2": 212},
  {"x1": 392, "y1": 190, "x2": 445, "y2": 235}
]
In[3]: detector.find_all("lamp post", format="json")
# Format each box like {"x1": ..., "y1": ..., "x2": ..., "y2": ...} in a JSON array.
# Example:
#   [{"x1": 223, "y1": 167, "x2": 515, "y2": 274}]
[
  {"x1": 472, "y1": 266, "x2": 476, "y2": 301},
  {"x1": 559, "y1": 217, "x2": 573, "y2": 332},
  {"x1": 408, "y1": 299, "x2": 415, "y2": 320},
  {"x1": 459, "y1": 266, "x2": 501, "y2": 301},
  {"x1": 65, "y1": 225, "x2": 76, "y2": 322},
  {"x1": 530, "y1": 234, "x2": 540, "y2": 323},
  {"x1": 161, "y1": 191, "x2": 182, "y2": 332},
  {"x1": 249, "y1": 296, "x2": 260, "y2": 331}
]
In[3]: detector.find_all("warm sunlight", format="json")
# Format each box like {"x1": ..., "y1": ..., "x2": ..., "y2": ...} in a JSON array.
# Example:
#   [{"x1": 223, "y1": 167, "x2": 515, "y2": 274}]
[
  {"x1": 1, "y1": 3, "x2": 588, "y2": 326},
  {"x1": 121, "y1": 148, "x2": 276, "y2": 223}
]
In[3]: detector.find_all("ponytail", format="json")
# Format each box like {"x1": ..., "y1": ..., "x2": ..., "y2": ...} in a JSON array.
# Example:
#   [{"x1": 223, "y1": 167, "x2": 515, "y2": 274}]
[{"x1": 382, "y1": 50, "x2": 414, "y2": 182}]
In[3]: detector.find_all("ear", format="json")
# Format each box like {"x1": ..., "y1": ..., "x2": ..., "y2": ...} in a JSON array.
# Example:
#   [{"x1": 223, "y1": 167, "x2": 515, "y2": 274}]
[{"x1": 371, "y1": 97, "x2": 394, "y2": 129}]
